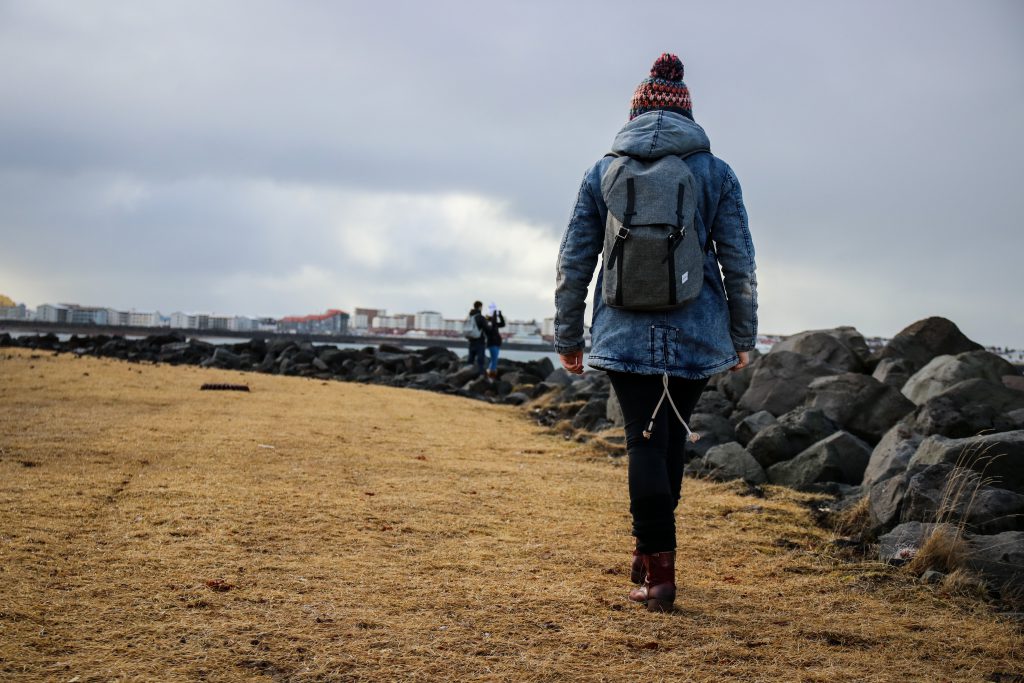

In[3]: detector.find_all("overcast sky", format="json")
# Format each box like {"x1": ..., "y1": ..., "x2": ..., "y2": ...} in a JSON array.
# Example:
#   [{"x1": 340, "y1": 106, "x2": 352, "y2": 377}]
[{"x1": 1, "y1": 1, "x2": 1022, "y2": 346}]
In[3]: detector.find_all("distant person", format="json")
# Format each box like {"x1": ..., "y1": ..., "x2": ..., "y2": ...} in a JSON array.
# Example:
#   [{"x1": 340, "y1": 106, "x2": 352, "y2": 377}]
[
  {"x1": 463, "y1": 301, "x2": 488, "y2": 376},
  {"x1": 553, "y1": 54, "x2": 758, "y2": 612},
  {"x1": 483, "y1": 303, "x2": 506, "y2": 379}
]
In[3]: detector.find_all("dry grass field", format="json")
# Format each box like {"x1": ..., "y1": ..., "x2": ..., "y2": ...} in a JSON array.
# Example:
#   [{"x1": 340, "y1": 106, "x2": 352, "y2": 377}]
[{"x1": 1, "y1": 348, "x2": 1022, "y2": 682}]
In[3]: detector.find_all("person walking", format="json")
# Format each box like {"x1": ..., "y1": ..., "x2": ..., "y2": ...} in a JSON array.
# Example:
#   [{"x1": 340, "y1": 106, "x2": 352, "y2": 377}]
[
  {"x1": 554, "y1": 53, "x2": 758, "y2": 612},
  {"x1": 464, "y1": 301, "x2": 489, "y2": 376},
  {"x1": 484, "y1": 303, "x2": 506, "y2": 380}
]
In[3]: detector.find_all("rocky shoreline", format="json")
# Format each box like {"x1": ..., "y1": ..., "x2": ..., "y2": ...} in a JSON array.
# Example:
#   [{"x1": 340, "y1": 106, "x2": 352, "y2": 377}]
[{"x1": 4, "y1": 316, "x2": 1023, "y2": 609}]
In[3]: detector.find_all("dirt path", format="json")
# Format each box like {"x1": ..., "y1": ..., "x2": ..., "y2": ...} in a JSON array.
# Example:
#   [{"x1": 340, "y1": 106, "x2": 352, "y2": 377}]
[{"x1": 1, "y1": 349, "x2": 1021, "y2": 681}]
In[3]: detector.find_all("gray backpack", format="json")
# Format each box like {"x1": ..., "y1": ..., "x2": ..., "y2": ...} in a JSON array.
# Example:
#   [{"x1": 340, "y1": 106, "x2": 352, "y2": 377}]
[{"x1": 600, "y1": 149, "x2": 710, "y2": 311}]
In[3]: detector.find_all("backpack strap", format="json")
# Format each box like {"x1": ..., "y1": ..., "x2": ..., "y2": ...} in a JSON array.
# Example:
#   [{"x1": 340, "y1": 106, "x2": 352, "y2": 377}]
[
  {"x1": 678, "y1": 147, "x2": 716, "y2": 254},
  {"x1": 606, "y1": 177, "x2": 636, "y2": 307}
]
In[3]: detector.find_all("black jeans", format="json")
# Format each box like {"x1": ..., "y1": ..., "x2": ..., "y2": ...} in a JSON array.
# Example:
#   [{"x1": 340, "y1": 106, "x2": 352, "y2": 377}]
[
  {"x1": 607, "y1": 371, "x2": 709, "y2": 554},
  {"x1": 467, "y1": 340, "x2": 486, "y2": 375}
]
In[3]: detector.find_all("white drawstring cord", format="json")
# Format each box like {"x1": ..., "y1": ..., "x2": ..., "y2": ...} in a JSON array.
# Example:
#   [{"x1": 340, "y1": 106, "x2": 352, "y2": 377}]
[{"x1": 642, "y1": 373, "x2": 701, "y2": 442}]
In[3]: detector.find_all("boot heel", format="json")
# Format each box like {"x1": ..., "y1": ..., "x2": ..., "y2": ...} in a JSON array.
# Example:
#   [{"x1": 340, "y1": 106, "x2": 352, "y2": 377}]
[{"x1": 645, "y1": 598, "x2": 673, "y2": 613}]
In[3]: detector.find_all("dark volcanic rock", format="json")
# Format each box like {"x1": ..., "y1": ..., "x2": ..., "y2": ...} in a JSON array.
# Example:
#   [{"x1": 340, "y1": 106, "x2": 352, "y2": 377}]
[
  {"x1": 803, "y1": 373, "x2": 915, "y2": 444},
  {"x1": 872, "y1": 357, "x2": 913, "y2": 390},
  {"x1": 694, "y1": 389, "x2": 734, "y2": 417},
  {"x1": 875, "y1": 316, "x2": 983, "y2": 375},
  {"x1": 572, "y1": 397, "x2": 611, "y2": 432},
  {"x1": 862, "y1": 422, "x2": 923, "y2": 489},
  {"x1": 766, "y1": 431, "x2": 872, "y2": 489},
  {"x1": 909, "y1": 431, "x2": 1024, "y2": 493},
  {"x1": 688, "y1": 413, "x2": 737, "y2": 458},
  {"x1": 966, "y1": 531, "x2": 1024, "y2": 592},
  {"x1": 746, "y1": 407, "x2": 839, "y2": 468},
  {"x1": 701, "y1": 442, "x2": 767, "y2": 484},
  {"x1": 737, "y1": 351, "x2": 843, "y2": 417},
  {"x1": 718, "y1": 352, "x2": 760, "y2": 404},
  {"x1": 769, "y1": 327, "x2": 869, "y2": 372},
  {"x1": 878, "y1": 522, "x2": 957, "y2": 564},
  {"x1": 902, "y1": 350, "x2": 1019, "y2": 405},
  {"x1": 868, "y1": 472, "x2": 909, "y2": 533},
  {"x1": 900, "y1": 463, "x2": 1024, "y2": 534},
  {"x1": 907, "y1": 378, "x2": 1024, "y2": 438},
  {"x1": 735, "y1": 410, "x2": 776, "y2": 446}
]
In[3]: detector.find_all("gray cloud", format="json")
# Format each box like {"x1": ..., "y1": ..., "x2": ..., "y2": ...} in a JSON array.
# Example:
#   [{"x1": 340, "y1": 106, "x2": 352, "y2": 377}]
[{"x1": 1, "y1": 0, "x2": 1022, "y2": 344}]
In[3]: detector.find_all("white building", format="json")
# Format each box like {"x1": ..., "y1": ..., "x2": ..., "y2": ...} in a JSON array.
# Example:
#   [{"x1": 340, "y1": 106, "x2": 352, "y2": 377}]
[
  {"x1": 37, "y1": 303, "x2": 109, "y2": 325},
  {"x1": 207, "y1": 314, "x2": 232, "y2": 331},
  {"x1": 0, "y1": 303, "x2": 28, "y2": 320},
  {"x1": 506, "y1": 319, "x2": 540, "y2": 337},
  {"x1": 443, "y1": 318, "x2": 465, "y2": 335},
  {"x1": 372, "y1": 314, "x2": 412, "y2": 331},
  {"x1": 170, "y1": 312, "x2": 213, "y2": 329},
  {"x1": 414, "y1": 311, "x2": 444, "y2": 331},
  {"x1": 542, "y1": 317, "x2": 555, "y2": 338},
  {"x1": 352, "y1": 307, "x2": 386, "y2": 331},
  {"x1": 229, "y1": 316, "x2": 256, "y2": 332}
]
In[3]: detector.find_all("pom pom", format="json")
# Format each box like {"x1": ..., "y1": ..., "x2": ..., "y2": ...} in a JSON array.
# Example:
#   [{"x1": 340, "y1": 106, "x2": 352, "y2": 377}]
[{"x1": 650, "y1": 53, "x2": 684, "y2": 81}]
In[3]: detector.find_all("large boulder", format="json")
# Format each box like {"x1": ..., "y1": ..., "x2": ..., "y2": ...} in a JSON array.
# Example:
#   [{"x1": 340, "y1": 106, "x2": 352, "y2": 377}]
[
  {"x1": 803, "y1": 373, "x2": 915, "y2": 444},
  {"x1": 687, "y1": 413, "x2": 737, "y2": 458},
  {"x1": 746, "y1": 407, "x2": 839, "y2": 468},
  {"x1": 902, "y1": 350, "x2": 1019, "y2": 405},
  {"x1": 766, "y1": 431, "x2": 872, "y2": 489},
  {"x1": 862, "y1": 422, "x2": 924, "y2": 489},
  {"x1": 694, "y1": 389, "x2": 734, "y2": 417},
  {"x1": 966, "y1": 531, "x2": 1024, "y2": 593},
  {"x1": 899, "y1": 463, "x2": 1024, "y2": 534},
  {"x1": 701, "y1": 442, "x2": 768, "y2": 484},
  {"x1": 769, "y1": 327, "x2": 869, "y2": 372},
  {"x1": 735, "y1": 410, "x2": 776, "y2": 446},
  {"x1": 558, "y1": 373, "x2": 610, "y2": 404},
  {"x1": 737, "y1": 351, "x2": 843, "y2": 417},
  {"x1": 572, "y1": 397, "x2": 611, "y2": 432},
  {"x1": 909, "y1": 431, "x2": 1024, "y2": 493},
  {"x1": 906, "y1": 378, "x2": 1024, "y2": 438},
  {"x1": 872, "y1": 357, "x2": 914, "y2": 390},
  {"x1": 717, "y1": 352, "x2": 760, "y2": 404},
  {"x1": 875, "y1": 317, "x2": 983, "y2": 375},
  {"x1": 868, "y1": 472, "x2": 909, "y2": 533}
]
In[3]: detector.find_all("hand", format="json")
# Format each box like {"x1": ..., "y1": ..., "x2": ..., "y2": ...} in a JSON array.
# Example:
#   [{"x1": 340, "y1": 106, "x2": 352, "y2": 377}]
[
  {"x1": 559, "y1": 351, "x2": 584, "y2": 375},
  {"x1": 730, "y1": 351, "x2": 749, "y2": 373}
]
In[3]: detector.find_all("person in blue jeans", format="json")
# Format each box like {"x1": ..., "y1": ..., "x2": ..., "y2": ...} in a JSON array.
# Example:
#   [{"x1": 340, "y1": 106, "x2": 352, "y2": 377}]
[
  {"x1": 484, "y1": 304, "x2": 506, "y2": 379},
  {"x1": 554, "y1": 53, "x2": 758, "y2": 612}
]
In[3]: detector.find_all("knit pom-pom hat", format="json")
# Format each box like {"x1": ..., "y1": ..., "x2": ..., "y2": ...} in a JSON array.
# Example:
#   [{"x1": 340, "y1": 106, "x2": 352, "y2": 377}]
[{"x1": 629, "y1": 53, "x2": 692, "y2": 120}]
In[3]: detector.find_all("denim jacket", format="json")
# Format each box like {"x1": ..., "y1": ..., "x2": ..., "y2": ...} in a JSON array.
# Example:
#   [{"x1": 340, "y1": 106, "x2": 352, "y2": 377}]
[{"x1": 554, "y1": 111, "x2": 758, "y2": 379}]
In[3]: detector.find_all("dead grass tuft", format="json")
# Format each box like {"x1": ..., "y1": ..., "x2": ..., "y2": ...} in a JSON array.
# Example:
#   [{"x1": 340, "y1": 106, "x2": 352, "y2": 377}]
[
  {"x1": 831, "y1": 495, "x2": 873, "y2": 539},
  {"x1": 908, "y1": 525, "x2": 970, "y2": 575},
  {"x1": 1, "y1": 349, "x2": 1022, "y2": 681},
  {"x1": 940, "y1": 569, "x2": 991, "y2": 601}
]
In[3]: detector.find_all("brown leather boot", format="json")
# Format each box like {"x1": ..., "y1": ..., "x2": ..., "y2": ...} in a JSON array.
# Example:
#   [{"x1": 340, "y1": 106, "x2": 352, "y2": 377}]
[
  {"x1": 630, "y1": 548, "x2": 645, "y2": 584},
  {"x1": 627, "y1": 551, "x2": 676, "y2": 612}
]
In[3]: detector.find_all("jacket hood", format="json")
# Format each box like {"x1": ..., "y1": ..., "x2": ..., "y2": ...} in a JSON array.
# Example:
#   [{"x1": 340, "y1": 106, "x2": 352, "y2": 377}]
[{"x1": 610, "y1": 111, "x2": 710, "y2": 160}]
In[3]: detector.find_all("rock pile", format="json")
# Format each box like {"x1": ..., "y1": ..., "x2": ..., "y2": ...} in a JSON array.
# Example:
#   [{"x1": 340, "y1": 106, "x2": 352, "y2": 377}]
[
  {"x1": 0, "y1": 332, "x2": 556, "y2": 405},
  {"x1": 522, "y1": 316, "x2": 1024, "y2": 600}
]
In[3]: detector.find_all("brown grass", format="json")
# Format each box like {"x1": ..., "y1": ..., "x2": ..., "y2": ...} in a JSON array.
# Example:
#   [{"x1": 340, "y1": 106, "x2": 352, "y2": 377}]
[
  {"x1": 1, "y1": 348, "x2": 1022, "y2": 682},
  {"x1": 907, "y1": 525, "x2": 970, "y2": 576}
]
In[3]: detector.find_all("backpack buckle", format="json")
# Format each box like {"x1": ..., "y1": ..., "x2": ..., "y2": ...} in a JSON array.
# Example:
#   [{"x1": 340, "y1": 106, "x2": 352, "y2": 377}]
[{"x1": 616, "y1": 226, "x2": 631, "y2": 240}]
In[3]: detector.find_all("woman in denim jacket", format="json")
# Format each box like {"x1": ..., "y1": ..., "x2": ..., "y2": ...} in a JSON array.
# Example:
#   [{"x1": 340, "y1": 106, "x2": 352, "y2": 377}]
[{"x1": 554, "y1": 54, "x2": 758, "y2": 612}]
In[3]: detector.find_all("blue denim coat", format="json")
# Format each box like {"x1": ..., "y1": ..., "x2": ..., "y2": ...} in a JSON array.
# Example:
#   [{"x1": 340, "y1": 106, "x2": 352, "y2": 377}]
[{"x1": 554, "y1": 111, "x2": 758, "y2": 379}]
